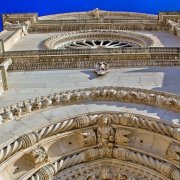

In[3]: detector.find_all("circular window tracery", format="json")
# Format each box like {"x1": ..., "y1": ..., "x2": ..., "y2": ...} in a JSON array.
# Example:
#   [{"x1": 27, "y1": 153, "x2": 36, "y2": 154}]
[
  {"x1": 44, "y1": 30, "x2": 153, "y2": 50},
  {"x1": 56, "y1": 40, "x2": 140, "y2": 49}
]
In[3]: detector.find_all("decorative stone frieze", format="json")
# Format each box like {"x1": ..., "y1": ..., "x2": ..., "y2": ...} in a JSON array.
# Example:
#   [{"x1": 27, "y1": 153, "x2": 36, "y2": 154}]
[
  {"x1": 113, "y1": 147, "x2": 180, "y2": 180},
  {"x1": 1, "y1": 47, "x2": 179, "y2": 70},
  {"x1": 55, "y1": 160, "x2": 163, "y2": 180},
  {"x1": 0, "y1": 87, "x2": 179, "y2": 125},
  {"x1": 30, "y1": 146, "x2": 180, "y2": 180},
  {"x1": 1, "y1": 111, "x2": 179, "y2": 170}
]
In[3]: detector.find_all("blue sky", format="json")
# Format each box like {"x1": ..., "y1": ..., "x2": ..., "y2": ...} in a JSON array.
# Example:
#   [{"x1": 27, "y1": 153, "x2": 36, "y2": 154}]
[{"x1": 0, "y1": 0, "x2": 180, "y2": 30}]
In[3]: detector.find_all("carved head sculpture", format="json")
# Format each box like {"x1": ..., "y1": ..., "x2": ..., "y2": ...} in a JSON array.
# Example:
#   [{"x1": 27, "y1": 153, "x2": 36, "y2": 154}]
[
  {"x1": 94, "y1": 62, "x2": 109, "y2": 76},
  {"x1": 99, "y1": 114, "x2": 111, "y2": 126}
]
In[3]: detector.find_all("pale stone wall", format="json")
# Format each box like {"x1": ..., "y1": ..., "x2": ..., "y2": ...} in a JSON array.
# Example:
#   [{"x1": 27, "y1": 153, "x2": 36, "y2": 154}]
[
  {"x1": 0, "y1": 67, "x2": 180, "y2": 107},
  {"x1": 7, "y1": 31, "x2": 180, "y2": 51},
  {"x1": 0, "y1": 10, "x2": 179, "y2": 180}
]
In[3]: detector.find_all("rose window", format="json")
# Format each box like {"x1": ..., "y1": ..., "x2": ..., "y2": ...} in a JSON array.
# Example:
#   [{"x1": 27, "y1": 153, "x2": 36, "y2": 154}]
[{"x1": 55, "y1": 40, "x2": 140, "y2": 49}]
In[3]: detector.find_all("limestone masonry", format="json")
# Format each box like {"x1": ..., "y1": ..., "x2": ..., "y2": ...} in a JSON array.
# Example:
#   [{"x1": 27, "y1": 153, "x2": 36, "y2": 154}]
[{"x1": 0, "y1": 9, "x2": 179, "y2": 180}]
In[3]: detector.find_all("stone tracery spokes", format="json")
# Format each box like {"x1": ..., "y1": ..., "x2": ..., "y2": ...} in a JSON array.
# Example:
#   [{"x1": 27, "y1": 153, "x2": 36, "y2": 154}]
[
  {"x1": 56, "y1": 40, "x2": 140, "y2": 49},
  {"x1": 44, "y1": 30, "x2": 153, "y2": 50}
]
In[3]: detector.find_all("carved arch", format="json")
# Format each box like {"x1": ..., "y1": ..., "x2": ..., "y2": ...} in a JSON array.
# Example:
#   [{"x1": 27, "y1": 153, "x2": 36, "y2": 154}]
[{"x1": 0, "y1": 112, "x2": 179, "y2": 180}]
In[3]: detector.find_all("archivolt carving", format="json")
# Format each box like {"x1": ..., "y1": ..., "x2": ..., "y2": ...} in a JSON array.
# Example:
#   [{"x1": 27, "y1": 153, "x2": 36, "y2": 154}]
[
  {"x1": 0, "y1": 87, "x2": 180, "y2": 125},
  {"x1": 0, "y1": 112, "x2": 179, "y2": 167},
  {"x1": 44, "y1": 30, "x2": 153, "y2": 49},
  {"x1": 54, "y1": 160, "x2": 162, "y2": 180},
  {"x1": 30, "y1": 146, "x2": 180, "y2": 180}
]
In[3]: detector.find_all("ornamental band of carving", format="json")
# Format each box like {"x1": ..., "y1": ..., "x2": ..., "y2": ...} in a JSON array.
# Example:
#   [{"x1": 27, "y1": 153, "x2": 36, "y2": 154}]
[
  {"x1": 0, "y1": 112, "x2": 179, "y2": 170},
  {"x1": 30, "y1": 147, "x2": 180, "y2": 180},
  {"x1": 0, "y1": 87, "x2": 180, "y2": 124}
]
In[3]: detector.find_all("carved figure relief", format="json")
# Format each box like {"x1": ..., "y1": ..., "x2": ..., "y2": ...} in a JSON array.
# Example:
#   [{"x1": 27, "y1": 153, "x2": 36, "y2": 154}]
[
  {"x1": 81, "y1": 129, "x2": 96, "y2": 147},
  {"x1": 30, "y1": 146, "x2": 48, "y2": 165},
  {"x1": 4, "y1": 21, "x2": 30, "y2": 36},
  {"x1": 115, "y1": 128, "x2": 132, "y2": 145},
  {"x1": 97, "y1": 114, "x2": 114, "y2": 147},
  {"x1": 94, "y1": 62, "x2": 110, "y2": 76},
  {"x1": 2, "y1": 108, "x2": 14, "y2": 121},
  {"x1": 92, "y1": 8, "x2": 101, "y2": 19},
  {"x1": 97, "y1": 114, "x2": 115, "y2": 158}
]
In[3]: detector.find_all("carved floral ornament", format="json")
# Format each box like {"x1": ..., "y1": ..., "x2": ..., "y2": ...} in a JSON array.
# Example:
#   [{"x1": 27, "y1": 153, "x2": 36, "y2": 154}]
[
  {"x1": 44, "y1": 30, "x2": 154, "y2": 49},
  {"x1": 0, "y1": 86, "x2": 180, "y2": 125},
  {"x1": 0, "y1": 112, "x2": 179, "y2": 180}
]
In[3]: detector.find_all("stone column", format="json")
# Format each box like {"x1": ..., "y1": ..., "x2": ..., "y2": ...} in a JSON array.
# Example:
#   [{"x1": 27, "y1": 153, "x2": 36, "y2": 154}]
[{"x1": 0, "y1": 58, "x2": 12, "y2": 90}]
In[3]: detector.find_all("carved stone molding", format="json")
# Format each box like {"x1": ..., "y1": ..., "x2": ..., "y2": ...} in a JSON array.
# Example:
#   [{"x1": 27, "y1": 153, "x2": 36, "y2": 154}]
[
  {"x1": 39, "y1": 10, "x2": 158, "y2": 21},
  {"x1": 19, "y1": 132, "x2": 39, "y2": 149},
  {"x1": 30, "y1": 146, "x2": 180, "y2": 180},
  {"x1": 1, "y1": 47, "x2": 179, "y2": 70},
  {"x1": 0, "y1": 111, "x2": 179, "y2": 169},
  {"x1": 54, "y1": 160, "x2": 164, "y2": 180},
  {"x1": 0, "y1": 87, "x2": 180, "y2": 125},
  {"x1": 44, "y1": 30, "x2": 153, "y2": 50}
]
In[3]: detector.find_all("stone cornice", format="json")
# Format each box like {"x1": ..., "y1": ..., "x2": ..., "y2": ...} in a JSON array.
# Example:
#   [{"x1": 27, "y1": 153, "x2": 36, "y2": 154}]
[
  {"x1": 1, "y1": 11, "x2": 179, "y2": 33},
  {"x1": 0, "y1": 11, "x2": 169, "y2": 33},
  {"x1": 0, "y1": 47, "x2": 179, "y2": 70},
  {"x1": 39, "y1": 10, "x2": 158, "y2": 20}
]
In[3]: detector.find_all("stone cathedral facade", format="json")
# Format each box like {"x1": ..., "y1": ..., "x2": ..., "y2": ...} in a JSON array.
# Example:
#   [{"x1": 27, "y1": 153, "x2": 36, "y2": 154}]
[{"x1": 0, "y1": 9, "x2": 179, "y2": 180}]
